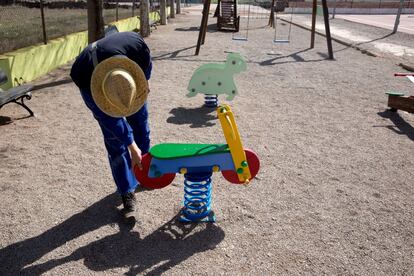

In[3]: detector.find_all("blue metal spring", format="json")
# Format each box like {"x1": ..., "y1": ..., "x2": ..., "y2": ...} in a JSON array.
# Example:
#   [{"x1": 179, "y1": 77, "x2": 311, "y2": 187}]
[
  {"x1": 204, "y1": 94, "x2": 218, "y2": 108},
  {"x1": 182, "y1": 173, "x2": 213, "y2": 221}
]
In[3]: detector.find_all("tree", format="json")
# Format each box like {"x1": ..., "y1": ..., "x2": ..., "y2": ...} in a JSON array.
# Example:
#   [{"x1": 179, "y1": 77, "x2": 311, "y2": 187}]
[
  {"x1": 160, "y1": 0, "x2": 167, "y2": 25},
  {"x1": 140, "y1": 0, "x2": 151, "y2": 37},
  {"x1": 87, "y1": 0, "x2": 105, "y2": 43}
]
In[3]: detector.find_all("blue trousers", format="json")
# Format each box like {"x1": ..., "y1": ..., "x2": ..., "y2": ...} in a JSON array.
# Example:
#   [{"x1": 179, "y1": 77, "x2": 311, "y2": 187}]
[{"x1": 80, "y1": 89, "x2": 150, "y2": 195}]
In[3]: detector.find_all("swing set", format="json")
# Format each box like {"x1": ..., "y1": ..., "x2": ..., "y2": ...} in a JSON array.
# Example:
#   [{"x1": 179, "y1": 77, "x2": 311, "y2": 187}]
[{"x1": 195, "y1": 0, "x2": 334, "y2": 60}]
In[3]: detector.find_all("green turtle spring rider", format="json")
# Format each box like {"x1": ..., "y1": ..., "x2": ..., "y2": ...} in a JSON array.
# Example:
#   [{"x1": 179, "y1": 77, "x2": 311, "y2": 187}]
[
  {"x1": 134, "y1": 104, "x2": 260, "y2": 222},
  {"x1": 187, "y1": 52, "x2": 247, "y2": 108}
]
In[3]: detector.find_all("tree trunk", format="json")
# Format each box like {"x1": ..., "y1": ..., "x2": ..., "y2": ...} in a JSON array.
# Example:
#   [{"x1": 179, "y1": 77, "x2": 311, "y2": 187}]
[
  {"x1": 140, "y1": 0, "x2": 151, "y2": 37},
  {"x1": 87, "y1": 0, "x2": 104, "y2": 43},
  {"x1": 176, "y1": 0, "x2": 181, "y2": 14},
  {"x1": 160, "y1": 0, "x2": 167, "y2": 25},
  {"x1": 170, "y1": 0, "x2": 175, "y2": 18}
]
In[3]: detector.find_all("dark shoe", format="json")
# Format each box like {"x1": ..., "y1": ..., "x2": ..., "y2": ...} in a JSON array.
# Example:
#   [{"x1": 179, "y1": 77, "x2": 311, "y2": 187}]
[{"x1": 121, "y1": 192, "x2": 136, "y2": 224}]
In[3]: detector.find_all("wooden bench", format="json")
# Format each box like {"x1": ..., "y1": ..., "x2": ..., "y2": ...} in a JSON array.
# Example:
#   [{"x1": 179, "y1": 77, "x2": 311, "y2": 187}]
[
  {"x1": 0, "y1": 69, "x2": 34, "y2": 116},
  {"x1": 386, "y1": 92, "x2": 414, "y2": 113}
]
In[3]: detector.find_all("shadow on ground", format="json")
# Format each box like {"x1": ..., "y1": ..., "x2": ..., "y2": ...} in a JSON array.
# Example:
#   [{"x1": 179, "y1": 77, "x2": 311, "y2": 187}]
[
  {"x1": 0, "y1": 114, "x2": 33, "y2": 126},
  {"x1": 0, "y1": 115, "x2": 13, "y2": 125},
  {"x1": 167, "y1": 106, "x2": 217, "y2": 128},
  {"x1": 32, "y1": 78, "x2": 73, "y2": 92},
  {"x1": 259, "y1": 48, "x2": 332, "y2": 66},
  {"x1": 175, "y1": 23, "x2": 218, "y2": 33},
  {"x1": 0, "y1": 193, "x2": 225, "y2": 275},
  {"x1": 377, "y1": 110, "x2": 414, "y2": 141},
  {"x1": 354, "y1": 32, "x2": 394, "y2": 47}
]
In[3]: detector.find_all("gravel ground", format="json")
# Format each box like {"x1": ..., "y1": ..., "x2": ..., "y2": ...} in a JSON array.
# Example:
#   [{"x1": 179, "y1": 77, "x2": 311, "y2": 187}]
[{"x1": 0, "y1": 8, "x2": 413, "y2": 275}]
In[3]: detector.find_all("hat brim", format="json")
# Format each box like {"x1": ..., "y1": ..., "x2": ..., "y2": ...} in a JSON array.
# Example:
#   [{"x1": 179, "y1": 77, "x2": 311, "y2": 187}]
[{"x1": 91, "y1": 56, "x2": 149, "y2": 118}]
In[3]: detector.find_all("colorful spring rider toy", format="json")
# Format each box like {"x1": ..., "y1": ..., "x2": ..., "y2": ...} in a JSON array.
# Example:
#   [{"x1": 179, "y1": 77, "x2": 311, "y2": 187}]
[
  {"x1": 134, "y1": 105, "x2": 260, "y2": 222},
  {"x1": 187, "y1": 53, "x2": 247, "y2": 107}
]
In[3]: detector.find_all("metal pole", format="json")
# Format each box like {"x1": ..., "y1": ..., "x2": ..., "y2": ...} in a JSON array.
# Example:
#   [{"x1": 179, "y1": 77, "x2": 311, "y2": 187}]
[
  {"x1": 393, "y1": 0, "x2": 405, "y2": 33},
  {"x1": 39, "y1": 0, "x2": 47, "y2": 44},
  {"x1": 132, "y1": 0, "x2": 135, "y2": 16},
  {"x1": 332, "y1": 0, "x2": 337, "y2": 19}
]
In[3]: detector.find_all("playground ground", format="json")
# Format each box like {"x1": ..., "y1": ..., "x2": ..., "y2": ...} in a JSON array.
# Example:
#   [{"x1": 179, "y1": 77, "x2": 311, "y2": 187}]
[{"x1": 1, "y1": 6, "x2": 413, "y2": 275}]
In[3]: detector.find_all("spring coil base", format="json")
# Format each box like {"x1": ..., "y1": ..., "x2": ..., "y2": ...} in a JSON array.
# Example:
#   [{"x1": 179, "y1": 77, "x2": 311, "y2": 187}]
[
  {"x1": 204, "y1": 94, "x2": 218, "y2": 108},
  {"x1": 180, "y1": 172, "x2": 216, "y2": 222}
]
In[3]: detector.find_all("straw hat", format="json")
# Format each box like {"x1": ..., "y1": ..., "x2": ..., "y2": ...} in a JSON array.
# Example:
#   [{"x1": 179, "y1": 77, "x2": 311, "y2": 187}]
[{"x1": 91, "y1": 56, "x2": 149, "y2": 118}]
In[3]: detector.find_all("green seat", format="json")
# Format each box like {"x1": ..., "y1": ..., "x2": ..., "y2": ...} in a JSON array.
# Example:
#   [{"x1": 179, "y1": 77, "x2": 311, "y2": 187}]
[
  {"x1": 150, "y1": 143, "x2": 230, "y2": 160},
  {"x1": 386, "y1": 92, "x2": 405, "y2": 96}
]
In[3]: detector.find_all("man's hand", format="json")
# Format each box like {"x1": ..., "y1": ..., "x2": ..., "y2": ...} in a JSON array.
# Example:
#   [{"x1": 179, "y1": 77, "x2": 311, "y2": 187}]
[{"x1": 128, "y1": 142, "x2": 143, "y2": 170}]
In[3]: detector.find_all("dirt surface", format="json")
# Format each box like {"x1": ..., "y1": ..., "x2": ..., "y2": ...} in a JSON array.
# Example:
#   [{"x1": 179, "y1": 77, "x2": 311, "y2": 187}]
[{"x1": 1, "y1": 8, "x2": 414, "y2": 275}]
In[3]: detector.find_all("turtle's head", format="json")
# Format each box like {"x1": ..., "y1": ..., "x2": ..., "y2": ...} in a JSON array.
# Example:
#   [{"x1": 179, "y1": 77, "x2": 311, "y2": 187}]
[{"x1": 226, "y1": 53, "x2": 247, "y2": 73}]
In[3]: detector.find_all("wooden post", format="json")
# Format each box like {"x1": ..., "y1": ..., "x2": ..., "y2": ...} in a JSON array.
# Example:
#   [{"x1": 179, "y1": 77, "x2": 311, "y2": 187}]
[
  {"x1": 116, "y1": 0, "x2": 119, "y2": 21},
  {"x1": 170, "y1": 0, "x2": 176, "y2": 18},
  {"x1": 310, "y1": 0, "x2": 317, "y2": 48},
  {"x1": 160, "y1": 0, "x2": 167, "y2": 25},
  {"x1": 195, "y1": 0, "x2": 211, "y2": 55},
  {"x1": 87, "y1": 0, "x2": 105, "y2": 43},
  {"x1": 39, "y1": 0, "x2": 47, "y2": 44},
  {"x1": 268, "y1": 0, "x2": 275, "y2": 27},
  {"x1": 321, "y1": 0, "x2": 334, "y2": 59},
  {"x1": 213, "y1": 0, "x2": 220, "y2": 17},
  {"x1": 176, "y1": 0, "x2": 181, "y2": 14},
  {"x1": 140, "y1": 0, "x2": 150, "y2": 37},
  {"x1": 201, "y1": 0, "x2": 211, "y2": 44}
]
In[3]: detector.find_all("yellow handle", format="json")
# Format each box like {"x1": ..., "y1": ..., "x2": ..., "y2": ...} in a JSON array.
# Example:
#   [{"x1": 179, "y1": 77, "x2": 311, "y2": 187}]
[
  {"x1": 224, "y1": 112, "x2": 235, "y2": 141},
  {"x1": 217, "y1": 105, "x2": 251, "y2": 183}
]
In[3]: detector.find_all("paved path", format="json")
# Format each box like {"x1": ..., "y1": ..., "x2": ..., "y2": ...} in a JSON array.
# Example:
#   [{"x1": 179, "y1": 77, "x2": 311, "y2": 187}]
[
  {"x1": 282, "y1": 14, "x2": 414, "y2": 67},
  {"x1": 336, "y1": 14, "x2": 414, "y2": 35}
]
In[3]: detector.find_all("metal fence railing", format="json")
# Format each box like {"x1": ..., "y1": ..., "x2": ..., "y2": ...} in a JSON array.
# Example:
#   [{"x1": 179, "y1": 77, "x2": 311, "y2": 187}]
[{"x1": 0, "y1": 0, "x2": 169, "y2": 54}]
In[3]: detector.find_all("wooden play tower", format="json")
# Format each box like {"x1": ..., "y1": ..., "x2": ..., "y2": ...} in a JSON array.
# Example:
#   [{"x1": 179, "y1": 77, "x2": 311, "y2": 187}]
[{"x1": 215, "y1": 0, "x2": 240, "y2": 32}]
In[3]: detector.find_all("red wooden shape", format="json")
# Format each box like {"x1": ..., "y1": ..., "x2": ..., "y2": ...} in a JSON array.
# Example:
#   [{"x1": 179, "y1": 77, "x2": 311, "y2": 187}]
[
  {"x1": 134, "y1": 153, "x2": 176, "y2": 189},
  {"x1": 222, "y1": 149, "x2": 260, "y2": 184}
]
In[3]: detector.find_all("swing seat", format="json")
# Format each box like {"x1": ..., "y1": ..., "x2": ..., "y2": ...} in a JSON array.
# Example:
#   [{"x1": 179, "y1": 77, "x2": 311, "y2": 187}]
[
  {"x1": 149, "y1": 143, "x2": 230, "y2": 160},
  {"x1": 232, "y1": 37, "x2": 248, "y2": 41},
  {"x1": 273, "y1": 39, "x2": 290, "y2": 43}
]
